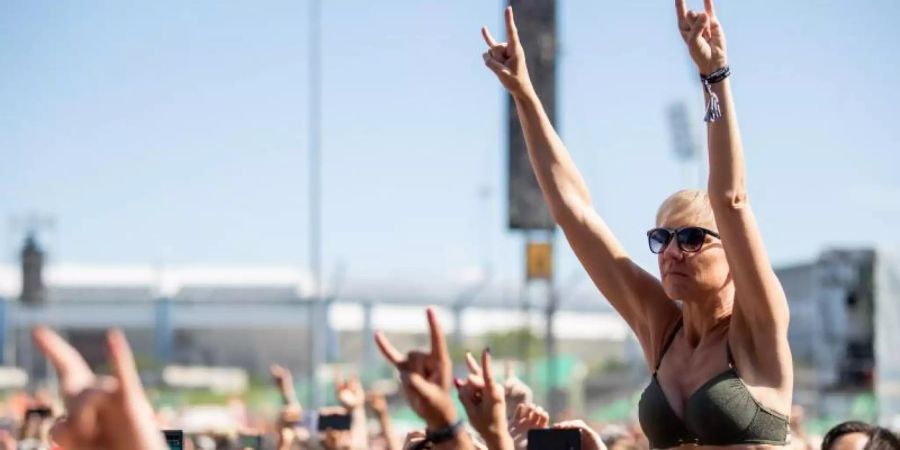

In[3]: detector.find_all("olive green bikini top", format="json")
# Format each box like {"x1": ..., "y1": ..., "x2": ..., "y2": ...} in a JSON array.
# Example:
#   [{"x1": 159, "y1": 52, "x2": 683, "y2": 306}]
[{"x1": 638, "y1": 320, "x2": 789, "y2": 448}]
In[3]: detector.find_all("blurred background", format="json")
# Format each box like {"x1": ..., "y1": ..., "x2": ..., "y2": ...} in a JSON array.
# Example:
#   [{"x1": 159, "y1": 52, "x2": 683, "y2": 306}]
[{"x1": 1, "y1": 0, "x2": 899, "y2": 441}]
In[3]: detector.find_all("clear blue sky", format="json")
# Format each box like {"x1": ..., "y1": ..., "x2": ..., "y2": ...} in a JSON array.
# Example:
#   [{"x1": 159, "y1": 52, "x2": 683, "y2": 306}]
[{"x1": 2, "y1": 1, "x2": 898, "y2": 288}]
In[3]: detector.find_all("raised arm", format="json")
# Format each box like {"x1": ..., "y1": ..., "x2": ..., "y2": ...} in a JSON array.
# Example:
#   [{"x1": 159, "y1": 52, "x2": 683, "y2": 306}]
[
  {"x1": 375, "y1": 308, "x2": 476, "y2": 450},
  {"x1": 676, "y1": 0, "x2": 791, "y2": 390},
  {"x1": 481, "y1": 7, "x2": 679, "y2": 365},
  {"x1": 368, "y1": 391, "x2": 401, "y2": 450}
]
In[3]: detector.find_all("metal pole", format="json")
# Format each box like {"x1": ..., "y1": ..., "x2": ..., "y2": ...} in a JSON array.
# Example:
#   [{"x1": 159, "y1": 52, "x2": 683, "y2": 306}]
[
  {"x1": 545, "y1": 233, "x2": 559, "y2": 420},
  {"x1": 307, "y1": 0, "x2": 324, "y2": 410}
]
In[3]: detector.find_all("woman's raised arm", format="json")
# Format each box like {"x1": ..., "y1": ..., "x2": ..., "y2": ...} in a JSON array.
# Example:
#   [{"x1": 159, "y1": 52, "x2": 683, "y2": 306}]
[{"x1": 481, "y1": 7, "x2": 679, "y2": 366}]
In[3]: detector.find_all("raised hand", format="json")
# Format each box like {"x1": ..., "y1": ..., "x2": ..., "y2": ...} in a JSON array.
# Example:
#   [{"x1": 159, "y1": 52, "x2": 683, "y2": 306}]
[
  {"x1": 334, "y1": 373, "x2": 365, "y2": 410},
  {"x1": 457, "y1": 350, "x2": 513, "y2": 450},
  {"x1": 32, "y1": 327, "x2": 167, "y2": 450},
  {"x1": 676, "y1": 0, "x2": 728, "y2": 74},
  {"x1": 374, "y1": 308, "x2": 458, "y2": 430},
  {"x1": 508, "y1": 403, "x2": 549, "y2": 450},
  {"x1": 553, "y1": 420, "x2": 607, "y2": 450},
  {"x1": 367, "y1": 391, "x2": 389, "y2": 416},
  {"x1": 270, "y1": 364, "x2": 300, "y2": 407},
  {"x1": 481, "y1": 7, "x2": 534, "y2": 99}
]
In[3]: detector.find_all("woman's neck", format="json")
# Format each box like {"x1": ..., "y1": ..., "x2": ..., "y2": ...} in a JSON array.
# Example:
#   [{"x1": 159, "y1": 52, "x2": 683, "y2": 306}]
[{"x1": 681, "y1": 286, "x2": 734, "y2": 347}]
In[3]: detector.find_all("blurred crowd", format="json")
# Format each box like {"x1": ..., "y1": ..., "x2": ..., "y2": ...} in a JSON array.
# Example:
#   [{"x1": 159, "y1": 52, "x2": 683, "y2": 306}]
[{"x1": 0, "y1": 308, "x2": 895, "y2": 450}]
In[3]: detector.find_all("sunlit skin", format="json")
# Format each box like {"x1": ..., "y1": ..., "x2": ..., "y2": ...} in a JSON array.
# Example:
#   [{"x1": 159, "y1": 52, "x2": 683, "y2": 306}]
[
  {"x1": 656, "y1": 212, "x2": 733, "y2": 308},
  {"x1": 480, "y1": 0, "x2": 793, "y2": 446}
]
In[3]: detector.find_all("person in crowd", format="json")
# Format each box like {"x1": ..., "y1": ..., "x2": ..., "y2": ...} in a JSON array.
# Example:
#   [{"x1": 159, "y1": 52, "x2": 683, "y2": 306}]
[
  {"x1": 821, "y1": 421, "x2": 900, "y2": 450},
  {"x1": 507, "y1": 403, "x2": 547, "y2": 450},
  {"x1": 865, "y1": 428, "x2": 900, "y2": 450},
  {"x1": 270, "y1": 364, "x2": 310, "y2": 450},
  {"x1": 480, "y1": 1, "x2": 793, "y2": 447},
  {"x1": 334, "y1": 373, "x2": 369, "y2": 450},
  {"x1": 790, "y1": 405, "x2": 816, "y2": 450},
  {"x1": 368, "y1": 391, "x2": 400, "y2": 450},
  {"x1": 32, "y1": 326, "x2": 168, "y2": 450},
  {"x1": 500, "y1": 364, "x2": 532, "y2": 423},
  {"x1": 375, "y1": 307, "x2": 478, "y2": 450}
]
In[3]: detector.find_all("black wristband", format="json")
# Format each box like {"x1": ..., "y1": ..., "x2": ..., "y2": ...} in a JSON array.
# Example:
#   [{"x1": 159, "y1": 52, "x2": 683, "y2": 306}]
[
  {"x1": 424, "y1": 420, "x2": 464, "y2": 445},
  {"x1": 701, "y1": 65, "x2": 731, "y2": 84}
]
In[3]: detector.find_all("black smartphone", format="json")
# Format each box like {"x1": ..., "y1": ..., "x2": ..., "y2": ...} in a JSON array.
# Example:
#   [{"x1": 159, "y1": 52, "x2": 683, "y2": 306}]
[
  {"x1": 163, "y1": 430, "x2": 184, "y2": 450},
  {"x1": 24, "y1": 407, "x2": 53, "y2": 420},
  {"x1": 317, "y1": 413, "x2": 352, "y2": 431},
  {"x1": 239, "y1": 433, "x2": 262, "y2": 449},
  {"x1": 527, "y1": 428, "x2": 582, "y2": 450}
]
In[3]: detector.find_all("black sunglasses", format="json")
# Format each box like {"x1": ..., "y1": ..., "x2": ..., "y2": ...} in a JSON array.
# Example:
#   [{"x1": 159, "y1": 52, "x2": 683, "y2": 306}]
[{"x1": 647, "y1": 227, "x2": 720, "y2": 254}]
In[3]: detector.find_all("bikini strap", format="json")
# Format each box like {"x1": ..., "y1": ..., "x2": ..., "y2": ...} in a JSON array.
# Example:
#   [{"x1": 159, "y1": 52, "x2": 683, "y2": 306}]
[{"x1": 655, "y1": 319, "x2": 684, "y2": 373}]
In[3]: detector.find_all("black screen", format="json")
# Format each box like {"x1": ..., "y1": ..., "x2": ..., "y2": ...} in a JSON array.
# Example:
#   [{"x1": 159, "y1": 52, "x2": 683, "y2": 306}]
[
  {"x1": 527, "y1": 428, "x2": 581, "y2": 450},
  {"x1": 163, "y1": 430, "x2": 184, "y2": 450}
]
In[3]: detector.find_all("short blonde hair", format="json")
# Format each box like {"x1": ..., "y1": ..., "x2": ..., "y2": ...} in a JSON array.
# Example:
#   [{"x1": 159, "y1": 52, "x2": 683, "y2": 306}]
[{"x1": 656, "y1": 189, "x2": 716, "y2": 228}]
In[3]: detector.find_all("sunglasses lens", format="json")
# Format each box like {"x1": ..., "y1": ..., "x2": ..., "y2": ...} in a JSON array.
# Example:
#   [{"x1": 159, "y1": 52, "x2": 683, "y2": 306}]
[
  {"x1": 648, "y1": 229, "x2": 671, "y2": 254},
  {"x1": 678, "y1": 227, "x2": 706, "y2": 252}
]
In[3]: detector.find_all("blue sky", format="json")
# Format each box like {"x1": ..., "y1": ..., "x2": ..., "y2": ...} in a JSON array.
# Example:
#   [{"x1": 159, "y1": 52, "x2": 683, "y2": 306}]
[{"x1": 2, "y1": 1, "x2": 899, "y2": 290}]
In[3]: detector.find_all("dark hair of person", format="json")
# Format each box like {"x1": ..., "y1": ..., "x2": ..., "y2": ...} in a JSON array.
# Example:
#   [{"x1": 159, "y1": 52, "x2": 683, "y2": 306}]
[
  {"x1": 865, "y1": 427, "x2": 900, "y2": 450},
  {"x1": 821, "y1": 421, "x2": 874, "y2": 450}
]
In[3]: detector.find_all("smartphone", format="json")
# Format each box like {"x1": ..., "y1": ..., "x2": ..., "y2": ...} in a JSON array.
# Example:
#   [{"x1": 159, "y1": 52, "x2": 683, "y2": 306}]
[
  {"x1": 24, "y1": 407, "x2": 53, "y2": 420},
  {"x1": 163, "y1": 430, "x2": 184, "y2": 450},
  {"x1": 317, "y1": 413, "x2": 352, "y2": 431},
  {"x1": 239, "y1": 433, "x2": 262, "y2": 450},
  {"x1": 527, "y1": 428, "x2": 582, "y2": 450}
]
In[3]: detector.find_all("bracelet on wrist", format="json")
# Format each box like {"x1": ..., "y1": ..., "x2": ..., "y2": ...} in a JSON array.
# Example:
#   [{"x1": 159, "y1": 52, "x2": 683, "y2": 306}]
[
  {"x1": 700, "y1": 65, "x2": 731, "y2": 123},
  {"x1": 412, "y1": 420, "x2": 464, "y2": 449}
]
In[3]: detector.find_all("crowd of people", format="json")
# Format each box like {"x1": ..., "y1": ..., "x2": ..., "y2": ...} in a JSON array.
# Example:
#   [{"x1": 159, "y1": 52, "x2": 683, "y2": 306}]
[
  {"x1": 1, "y1": 310, "x2": 897, "y2": 450},
  {"x1": 3, "y1": 0, "x2": 899, "y2": 449}
]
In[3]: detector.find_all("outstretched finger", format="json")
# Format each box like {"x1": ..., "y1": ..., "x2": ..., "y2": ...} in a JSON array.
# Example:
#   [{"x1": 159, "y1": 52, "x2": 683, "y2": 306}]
[
  {"x1": 33, "y1": 327, "x2": 94, "y2": 393},
  {"x1": 675, "y1": 0, "x2": 688, "y2": 26},
  {"x1": 374, "y1": 331, "x2": 404, "y2": 366},
  {"x1": 107, "y1": 329, "x2": 143, "y2": 395},
  {"x1": 465, "y1": 351, "x2": 482, "y2": 376},
  {"x1": 505, "y1": 7, "x2": 520, "y2": 50},
  {"x1": 481, "y1": 27, "x2": 499, "y2": 48},
  {"x1": 481, "y1": 349, "x2": 495, "y2": 388},
  {"x1": 704, "y1": 0, "x2": 716, "y2": 18},
  {"x1": 426, "y1": 307, "x2": 448, "y2": 362}
]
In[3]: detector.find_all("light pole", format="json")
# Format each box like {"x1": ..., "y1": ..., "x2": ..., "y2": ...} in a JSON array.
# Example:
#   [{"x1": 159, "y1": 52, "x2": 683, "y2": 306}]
[{"x1": 307, "y1": 0, "x2": 324, "y2": 410}]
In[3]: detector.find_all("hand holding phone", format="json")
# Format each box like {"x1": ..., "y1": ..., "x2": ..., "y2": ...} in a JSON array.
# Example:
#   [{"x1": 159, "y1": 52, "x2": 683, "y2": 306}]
[
  {"x1": 527, "y1": 428, "x2": 581, "y2": 450},
  {"x1": 317, "y1": 412, "x2": 353, "y2": 431},
  {"x1": 238, "y1": 432, "x2": 262, "y2": 450},
  {"x1": 163, "y1": 430, "x2": 183, "y2": 450}
]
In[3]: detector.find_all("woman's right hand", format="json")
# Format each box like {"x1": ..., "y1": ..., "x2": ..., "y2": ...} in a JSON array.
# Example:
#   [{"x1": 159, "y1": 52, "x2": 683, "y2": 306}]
[{"x1": 481, "y1": 7, "x2": 534, "y2": 100}]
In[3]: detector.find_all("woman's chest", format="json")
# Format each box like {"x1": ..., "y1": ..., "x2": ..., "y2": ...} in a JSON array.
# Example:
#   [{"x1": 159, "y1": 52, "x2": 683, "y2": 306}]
[{"x1": 655, "y1": 336, "x2": 732, "y2": 417}]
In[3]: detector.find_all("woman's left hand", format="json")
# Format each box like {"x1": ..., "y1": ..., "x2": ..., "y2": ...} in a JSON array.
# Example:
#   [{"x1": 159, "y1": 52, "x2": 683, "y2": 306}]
[{"x1": 676, "y1": 0, "x2": 728, "y2": 74}]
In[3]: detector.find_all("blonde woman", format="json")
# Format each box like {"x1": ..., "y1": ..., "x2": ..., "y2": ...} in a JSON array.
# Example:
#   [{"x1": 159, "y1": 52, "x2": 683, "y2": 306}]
[{"x1": 480, "y1": 1, "x2": 792, "y2": 447}]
